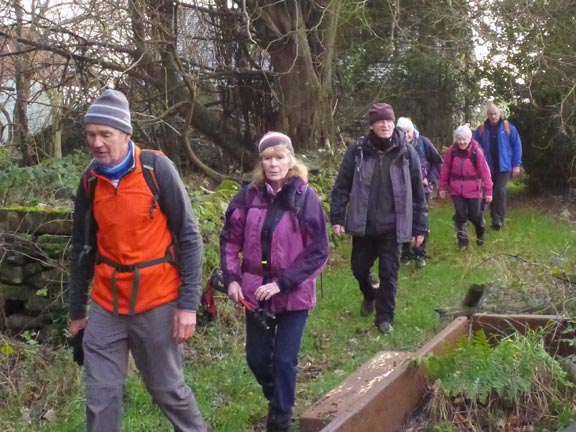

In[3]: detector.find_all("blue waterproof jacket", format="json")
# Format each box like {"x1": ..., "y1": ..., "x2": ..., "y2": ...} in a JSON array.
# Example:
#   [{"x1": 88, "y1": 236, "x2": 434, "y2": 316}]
[{"x1": 473, "y1": 120, "x2": 522, "y2": 173}]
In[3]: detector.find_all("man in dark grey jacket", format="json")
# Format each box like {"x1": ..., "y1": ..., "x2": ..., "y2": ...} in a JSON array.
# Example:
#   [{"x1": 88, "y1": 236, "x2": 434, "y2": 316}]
[{"x1": 330, "y1": 103, "x2": 428, "y2": 334}]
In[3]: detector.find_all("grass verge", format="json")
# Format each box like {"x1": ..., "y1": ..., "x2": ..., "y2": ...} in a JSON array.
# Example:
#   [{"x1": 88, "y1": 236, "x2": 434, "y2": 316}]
[{"x1": 2, "y1": 191, "x2": 576, "y2": 431}]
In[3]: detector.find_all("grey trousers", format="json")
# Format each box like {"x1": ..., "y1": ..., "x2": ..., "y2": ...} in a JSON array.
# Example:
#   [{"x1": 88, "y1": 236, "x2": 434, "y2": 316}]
[
  {"x1": 490, "y1": 171, "x2": 511, "y2": 227},
  {"x1": 83, "y1": 301, "x2": 206, "y2": 432}
]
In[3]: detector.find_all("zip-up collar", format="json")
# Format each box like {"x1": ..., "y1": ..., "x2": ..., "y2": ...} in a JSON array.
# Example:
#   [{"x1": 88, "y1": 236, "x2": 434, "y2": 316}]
[{"x1": 94, "y1": 140, "x2": 135, "y2": 181}]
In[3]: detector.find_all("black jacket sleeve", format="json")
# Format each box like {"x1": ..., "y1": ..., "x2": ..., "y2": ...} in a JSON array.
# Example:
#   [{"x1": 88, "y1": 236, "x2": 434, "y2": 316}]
[
  {"x1": 422, "y1": 137, "x2": 444, "y2": 185},
  {"x1": 330, "y1": 141, "x2": 359, "y2": 226},
  {"x1": 68, "y1": 170, "x2": 97, "y2": 321}
]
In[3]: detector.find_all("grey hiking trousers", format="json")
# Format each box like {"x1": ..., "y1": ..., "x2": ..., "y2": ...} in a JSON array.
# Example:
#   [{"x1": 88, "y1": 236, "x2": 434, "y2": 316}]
[{"x1": 83, "y1": 301, "x2": 206, "y2": 432}]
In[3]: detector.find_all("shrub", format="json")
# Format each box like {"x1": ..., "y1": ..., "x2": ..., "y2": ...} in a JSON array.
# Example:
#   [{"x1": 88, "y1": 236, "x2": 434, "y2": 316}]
[{"x1": 418, "y1": 329, "x2": 575, "y2": 431}]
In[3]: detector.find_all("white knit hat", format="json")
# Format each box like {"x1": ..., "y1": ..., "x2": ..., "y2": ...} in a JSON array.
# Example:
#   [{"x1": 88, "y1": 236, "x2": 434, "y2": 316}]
[
  {"x1": 454, "y1": 125, "x2": 472, "y2": 140},
  {"x1": 396, "y1": 117, "x2": 414, "y2": 130}
]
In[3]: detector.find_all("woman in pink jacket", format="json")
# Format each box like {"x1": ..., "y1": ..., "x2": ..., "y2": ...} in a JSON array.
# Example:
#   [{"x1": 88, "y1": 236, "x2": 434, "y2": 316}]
[
  {"x1": 439, "y1": 125, "x2": 493, "y2": 251},
  {"x1": 220, "y1": 132, "x2": 328, "y2": 431}
]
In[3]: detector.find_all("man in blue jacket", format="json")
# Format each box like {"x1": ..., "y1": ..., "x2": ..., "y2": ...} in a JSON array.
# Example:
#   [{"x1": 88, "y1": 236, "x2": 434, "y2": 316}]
[{"x1": 473, "y1": 103, "x2": 522, "y2": 230}]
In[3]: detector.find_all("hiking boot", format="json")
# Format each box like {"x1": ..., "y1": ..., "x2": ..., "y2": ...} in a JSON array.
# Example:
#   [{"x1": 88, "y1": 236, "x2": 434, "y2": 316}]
[
  {"x1": 266, "y1": 408, "x2": 291, "y2": 432},
  {"x1": 458, "y1": 243, "x2": 468, "y2": 252},
  {"x1": 368, "y1": 273, "x2": 380, "y2": 289},
  {"x1": 491, "y1": 223, "x2": 502, "y2": 231},
  {"x1": 476, "y1": 226, "x2": 485, "y2": 246},
  {"x1": 376, "y1": 321, "x2": 393, "y2": 334},
  {"x1": 415, "y1": 256, "x2": 426, "y2": 269},
  {"x1": 400, "y1": 253, "x2": 412, "y2": 266},
  {"x1": 360, "y1": 299, "x2": 375, "y2": 317}
]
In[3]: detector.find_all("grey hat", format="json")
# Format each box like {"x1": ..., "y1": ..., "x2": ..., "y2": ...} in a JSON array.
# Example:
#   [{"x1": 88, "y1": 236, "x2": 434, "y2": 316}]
[{"x1": 84, "y1": 89, "x2": 132, "y2": 135}]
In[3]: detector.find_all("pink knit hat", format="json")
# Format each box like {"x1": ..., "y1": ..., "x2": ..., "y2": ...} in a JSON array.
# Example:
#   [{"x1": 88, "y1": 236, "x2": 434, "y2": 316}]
[{"x1": 258, "y1": 132, "x2": 294, "y2": 154}]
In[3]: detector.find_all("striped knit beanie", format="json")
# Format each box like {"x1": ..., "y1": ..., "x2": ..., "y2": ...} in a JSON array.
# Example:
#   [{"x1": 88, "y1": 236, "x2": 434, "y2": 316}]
[
  {"x1": 84, "y1": 89, "x2": 133, "y2": 135},
  {"x1": 258, "y1": 132, "x2": 294, "y2": 155}
]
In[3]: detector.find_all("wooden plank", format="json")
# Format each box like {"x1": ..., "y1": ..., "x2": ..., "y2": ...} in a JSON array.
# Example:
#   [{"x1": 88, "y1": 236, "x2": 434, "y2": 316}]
[
  {"x1": 300, "y1": 351, "x2": 414, "y2": 432},
  {"x1": 300, "y1": 316, "x2": 469, "y2": 432},
  {"x1": 471, "y1": 313, "x2": 575, "y2": 356}
]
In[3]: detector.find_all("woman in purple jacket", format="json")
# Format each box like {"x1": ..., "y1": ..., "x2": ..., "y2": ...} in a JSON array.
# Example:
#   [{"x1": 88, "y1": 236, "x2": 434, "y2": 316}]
[
  {"x1": 439, "y1": 125, "x2": 493, "y2": 251},
  {"x1": 220, "y1": 132, "x2": 329, "y2": 432}
]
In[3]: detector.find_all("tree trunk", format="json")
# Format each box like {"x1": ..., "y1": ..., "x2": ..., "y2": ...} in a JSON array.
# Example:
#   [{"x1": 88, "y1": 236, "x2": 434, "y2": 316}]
[
  {"x1": 13, "y1": 0, "x2": 36, "y2": 165},
  {"x1": 247, "y1": 0, "x2": 340, "y2": 150},
  {"x1": 129, "y1": 0, "x2": 257, "y2": 166},
  {"x1": 48, "y1": 89, "x2": 62, "y2": 159}
]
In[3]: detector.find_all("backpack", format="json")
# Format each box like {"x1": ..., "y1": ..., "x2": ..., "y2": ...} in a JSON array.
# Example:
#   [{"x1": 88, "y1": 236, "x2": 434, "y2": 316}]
[
  {"x1": 477, "y1": 120, "x2": 511, "y2": 138},
  {"x1": 419, "y1": 137, "x2": 426, "y2": 159}
]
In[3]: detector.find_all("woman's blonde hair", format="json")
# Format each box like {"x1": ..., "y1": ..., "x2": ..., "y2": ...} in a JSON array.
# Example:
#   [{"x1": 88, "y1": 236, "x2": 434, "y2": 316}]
[{"x1": 252, "y1": 145, "x2": 308, "y2": 186}]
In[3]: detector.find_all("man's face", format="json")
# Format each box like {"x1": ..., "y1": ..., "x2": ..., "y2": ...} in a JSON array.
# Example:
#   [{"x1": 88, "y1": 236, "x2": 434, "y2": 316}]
[
  {"x1": 487, "y1": 105, "x2": 501, "y2": 124},
  {"x1": 86, "y1": 124, "x2": 130, "y2": 167},
  {"x1": 370, "y1": 120, "x2": 395, "y2": 139}
]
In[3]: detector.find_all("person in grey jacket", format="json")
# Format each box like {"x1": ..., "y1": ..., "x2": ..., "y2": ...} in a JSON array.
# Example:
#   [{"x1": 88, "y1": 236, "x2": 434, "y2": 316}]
[
  {"x1": 330, "y1": 103, "x2": 428, "y2": 334},
  {"x1": 396, "y1": 117, "x2": 443, "y2": 268}
]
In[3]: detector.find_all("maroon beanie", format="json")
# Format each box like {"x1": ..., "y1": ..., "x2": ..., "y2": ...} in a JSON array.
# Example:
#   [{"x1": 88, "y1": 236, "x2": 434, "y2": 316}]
[
  {"x1": 368, "y1": 103, "x2": 395, "y2": 124},
  {"x1": 258, "y1": 131, "x2": 294, "y2": 155}
]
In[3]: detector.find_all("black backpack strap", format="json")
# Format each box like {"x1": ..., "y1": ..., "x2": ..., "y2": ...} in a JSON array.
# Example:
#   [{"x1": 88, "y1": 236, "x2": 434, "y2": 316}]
[
  {"x1": 79, "y1": 166, "x2": 98, "y2": 262},
  {"x1": 139, "y1": 150, "x2": 162, "y2": 218},
  {"x1": 293, "y1": 184, "x2": 309, "y2": 216},
  {"x1": 451, "y1": 145, "x2": 478, "y2": 169}
]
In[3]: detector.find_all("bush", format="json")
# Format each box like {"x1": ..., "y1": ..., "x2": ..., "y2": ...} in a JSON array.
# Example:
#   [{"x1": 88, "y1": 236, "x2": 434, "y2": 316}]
[
  {"x1": 0, "y1": 149, "x2": 90, "y2": 207},
  {"x1": 416, "y1": 329, "x2": 575, "y2": 431}
]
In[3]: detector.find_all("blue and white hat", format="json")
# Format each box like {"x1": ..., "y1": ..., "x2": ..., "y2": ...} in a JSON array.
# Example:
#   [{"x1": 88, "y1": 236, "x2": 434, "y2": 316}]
[{"x1": 84, "y1": 89, "x2": 132, "y2": 135}]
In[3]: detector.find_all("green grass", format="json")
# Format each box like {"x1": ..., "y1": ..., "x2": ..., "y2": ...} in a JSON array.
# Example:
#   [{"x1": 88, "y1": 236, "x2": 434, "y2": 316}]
[{"x1": 3, "y1": 190, "x2": 576, "y2": 431}]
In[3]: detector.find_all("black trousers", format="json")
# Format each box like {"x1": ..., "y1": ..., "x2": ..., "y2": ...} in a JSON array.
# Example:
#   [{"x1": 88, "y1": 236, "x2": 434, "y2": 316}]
[
  {"x1": 451, "y1": 196, "x2": 485, "y2": 245},
  {"x1": 351, "y1": 235, "x2": 399, "y2": 324}
]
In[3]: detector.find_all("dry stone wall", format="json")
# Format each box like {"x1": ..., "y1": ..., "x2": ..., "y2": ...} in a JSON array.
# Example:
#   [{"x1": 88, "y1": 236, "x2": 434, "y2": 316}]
[{"x1": 0, "y1": 209, "x2": 72, "y2": 340}]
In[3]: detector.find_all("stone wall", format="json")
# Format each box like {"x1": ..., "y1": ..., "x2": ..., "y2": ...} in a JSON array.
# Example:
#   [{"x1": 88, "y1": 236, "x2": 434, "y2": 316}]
[{"x1": 0, "y1": 209, "x2": 72, "y2": 340}]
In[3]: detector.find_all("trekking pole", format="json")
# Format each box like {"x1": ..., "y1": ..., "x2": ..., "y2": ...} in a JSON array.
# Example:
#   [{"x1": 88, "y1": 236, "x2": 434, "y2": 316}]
[{"x1": 209, "y1": 269, "x2": 275, "y2": 330}]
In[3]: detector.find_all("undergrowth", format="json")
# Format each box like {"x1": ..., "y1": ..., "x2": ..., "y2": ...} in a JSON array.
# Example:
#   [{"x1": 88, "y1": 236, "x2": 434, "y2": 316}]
[
  {"x1": 1, "y1": 150, "x2": 576, "y2": 430},
  {"x1": 411, "y1": 329, "x2": 575, "y2": 431}
]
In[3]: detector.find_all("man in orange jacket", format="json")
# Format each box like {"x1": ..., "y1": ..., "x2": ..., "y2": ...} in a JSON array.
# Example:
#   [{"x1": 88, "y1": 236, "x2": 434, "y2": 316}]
[{"x1": 68, "y1": 89, "x2": 206, "y2": 431}]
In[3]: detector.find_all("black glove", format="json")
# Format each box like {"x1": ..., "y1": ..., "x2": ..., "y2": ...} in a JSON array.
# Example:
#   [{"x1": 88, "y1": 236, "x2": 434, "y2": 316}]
[{"x1": 71, "y1": 328, "x2": 85, "y2": 366}]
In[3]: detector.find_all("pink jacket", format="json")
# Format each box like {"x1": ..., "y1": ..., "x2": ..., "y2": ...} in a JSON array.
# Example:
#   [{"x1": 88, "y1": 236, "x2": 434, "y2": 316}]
[
  {"x1": 439, "y1": 139, "x2": 493, "y2": 199},
  {"x1": 220, "y1": 178, "x2": 328, "y2": 313}
]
